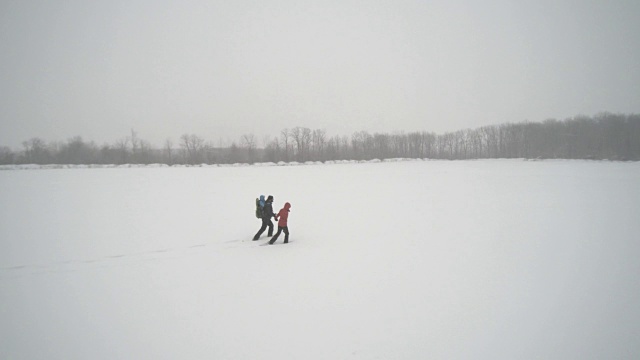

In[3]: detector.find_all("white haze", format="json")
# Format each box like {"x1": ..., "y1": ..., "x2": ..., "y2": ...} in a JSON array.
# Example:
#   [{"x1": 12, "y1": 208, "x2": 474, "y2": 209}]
[
  {"x1": 1, "y1": 159, "x2": 639, "y2": 359},
  {"x1": 1, "y1": 0, "x2": 640, "y2": 148}
]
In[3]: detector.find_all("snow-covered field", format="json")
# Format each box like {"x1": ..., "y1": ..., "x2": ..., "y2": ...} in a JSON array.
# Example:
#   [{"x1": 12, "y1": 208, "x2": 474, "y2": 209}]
[{"x1": 1, "y1": 159, "x2": 639, "y2": 360}]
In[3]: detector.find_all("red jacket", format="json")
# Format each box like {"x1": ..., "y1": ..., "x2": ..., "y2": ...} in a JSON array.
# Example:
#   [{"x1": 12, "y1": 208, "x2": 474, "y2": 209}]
[{"x1": 275, "y1": 202, "x2": 291, "y2": 227}]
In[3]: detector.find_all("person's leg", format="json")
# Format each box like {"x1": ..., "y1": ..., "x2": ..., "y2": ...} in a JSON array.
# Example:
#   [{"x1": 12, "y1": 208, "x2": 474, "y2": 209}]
[
  {"x1": 269, "y1": 227, "x2": 283, "y2": 244},
  {"x1": 283, "y1": 226, "x2": 289, "y2": 243},
  {"x1": 267, "y1": 219, "x2": 274, "y2": 237},
  {"x1": 253, "y1": 219, "x2": 268, "y2": 240}
]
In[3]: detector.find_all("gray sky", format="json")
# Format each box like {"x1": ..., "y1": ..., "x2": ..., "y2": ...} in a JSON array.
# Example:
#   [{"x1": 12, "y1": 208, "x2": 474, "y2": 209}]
[{"x1": 1, "y1": 0, "x2": 639, "y2": 149}]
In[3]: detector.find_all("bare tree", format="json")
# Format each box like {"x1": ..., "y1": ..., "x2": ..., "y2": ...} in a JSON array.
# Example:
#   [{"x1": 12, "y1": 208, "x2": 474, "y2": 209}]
[
  {"x1": 290, "y1": 127, "x2": 303, "y2": 161},
  {"x1": 202, "y1": 141, "x2": 218, "y2": 164},
  {"x1": 5, "y1": 113, "x2": 640, "y2": 165},
  {"x1": 288, "y1": 127, "x2": 312, "y2": 162},
  {"x1": 263, "y1": 136, "x2": 281, "y2": 163},
  {"x1": 114, "y1": 137, "x2": 130, "y2": 164},
  {"x1": 22, "y1": 138, "x2": 50, "y2": 164},
  {"x1": 311, "y1": 129, "x2": 327, "y2": 161},
  {"x1": 421, "y1": 132, "x2": 436, "y2": 158},
  {"x1": 325, "y1": 136, "x2": 338, "y2": 161},
  {"x1": 372, "y1": 133, "x2": 390, "y2": 159},
  {"x1": 301, "y1": 127, "x2": 312, "y2": 161},
  {"x1": 138, "y1": 140, "x2": 153, "y2": 164},
  {"x1": 180, "y1": 134, "x2": 205, "y2": 164},
  {"x1": 262, "y1": 135, "x2": 272, "y2": 150},
  {"x1": 130, "y1": 129, "x2": 140, "y2": 162},
  {"x1": 280, "y1": 128, "x2": 290, "y2": 162},
  {"x1": 164, "y1": 139, "x2": 174, "y2": 165},
  {"x1": 351, "y1": 131, "x2": 374, "y2": 160},
  {"x1": 58, "y1": 136, "x2": 97, "y2": 164},
  {"x1": 0, "y1": 146, "x2": 15, "y2": 165},
  {"x1": 227, "y1": 142, "x2": 243, "y2": 164},
  {"x1": 480, "y1": 126, "x2": 499, "y2": 158},
  {"x1": 241, "y1": 133, "x2": 257, "y2": 163}
]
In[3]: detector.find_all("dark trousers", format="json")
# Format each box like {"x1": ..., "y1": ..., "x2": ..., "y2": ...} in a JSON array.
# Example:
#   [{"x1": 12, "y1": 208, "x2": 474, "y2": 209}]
[
  {"x1": 253, "y1": 218, "x2": 273, "y2": 240},
  {"x1": 269, "y1": 226, "x2": 289, "y2": 244}
]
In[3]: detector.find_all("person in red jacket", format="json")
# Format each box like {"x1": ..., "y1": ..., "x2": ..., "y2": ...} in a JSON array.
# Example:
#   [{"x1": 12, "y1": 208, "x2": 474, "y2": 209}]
[{"x1": 269, "y1": 202, "x2": 291, "y2": 244}]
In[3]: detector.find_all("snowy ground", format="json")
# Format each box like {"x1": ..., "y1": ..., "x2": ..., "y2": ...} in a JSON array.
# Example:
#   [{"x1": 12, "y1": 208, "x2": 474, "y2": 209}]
[{"x1": 1, "y1": 159, "x2": 639, "y2": 360}]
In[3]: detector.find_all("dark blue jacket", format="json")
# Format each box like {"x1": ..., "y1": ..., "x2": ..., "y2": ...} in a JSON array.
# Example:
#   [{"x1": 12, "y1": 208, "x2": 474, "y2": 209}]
[{"x1": 262, "y1": 201, "x2": 275, "y2": 219}]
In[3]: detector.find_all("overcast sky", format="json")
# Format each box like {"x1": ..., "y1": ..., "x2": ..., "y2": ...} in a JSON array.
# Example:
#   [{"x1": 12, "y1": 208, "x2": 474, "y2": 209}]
[{"x1": 1, "y1": 0, "x2": 639, "y2": 148}]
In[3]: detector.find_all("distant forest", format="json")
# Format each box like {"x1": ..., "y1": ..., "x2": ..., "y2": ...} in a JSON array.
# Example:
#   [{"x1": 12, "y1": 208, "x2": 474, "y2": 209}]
[{"x1": 1, "y1": 113, "x2": 639, "y2": 165}]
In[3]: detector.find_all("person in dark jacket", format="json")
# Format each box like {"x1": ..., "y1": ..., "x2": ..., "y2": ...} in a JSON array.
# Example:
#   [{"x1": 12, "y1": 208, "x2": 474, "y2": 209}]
[
  {"x1": 269, "y1": 202, "x2": 291, "y2": 244},
  {"x1": 253, "y1": 195, "x2": 275, "y2": 240}
]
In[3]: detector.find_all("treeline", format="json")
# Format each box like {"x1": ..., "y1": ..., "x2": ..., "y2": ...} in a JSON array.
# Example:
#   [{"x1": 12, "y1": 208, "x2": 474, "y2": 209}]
[{"x1": 1, "y1": 113, "x2": 638, "y2": 165}]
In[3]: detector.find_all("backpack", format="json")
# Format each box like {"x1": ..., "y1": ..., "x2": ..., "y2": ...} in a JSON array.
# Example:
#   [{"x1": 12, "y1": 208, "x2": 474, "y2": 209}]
[{"x1": 255, "y1": 198, "x2": 264, "y2": 218}]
